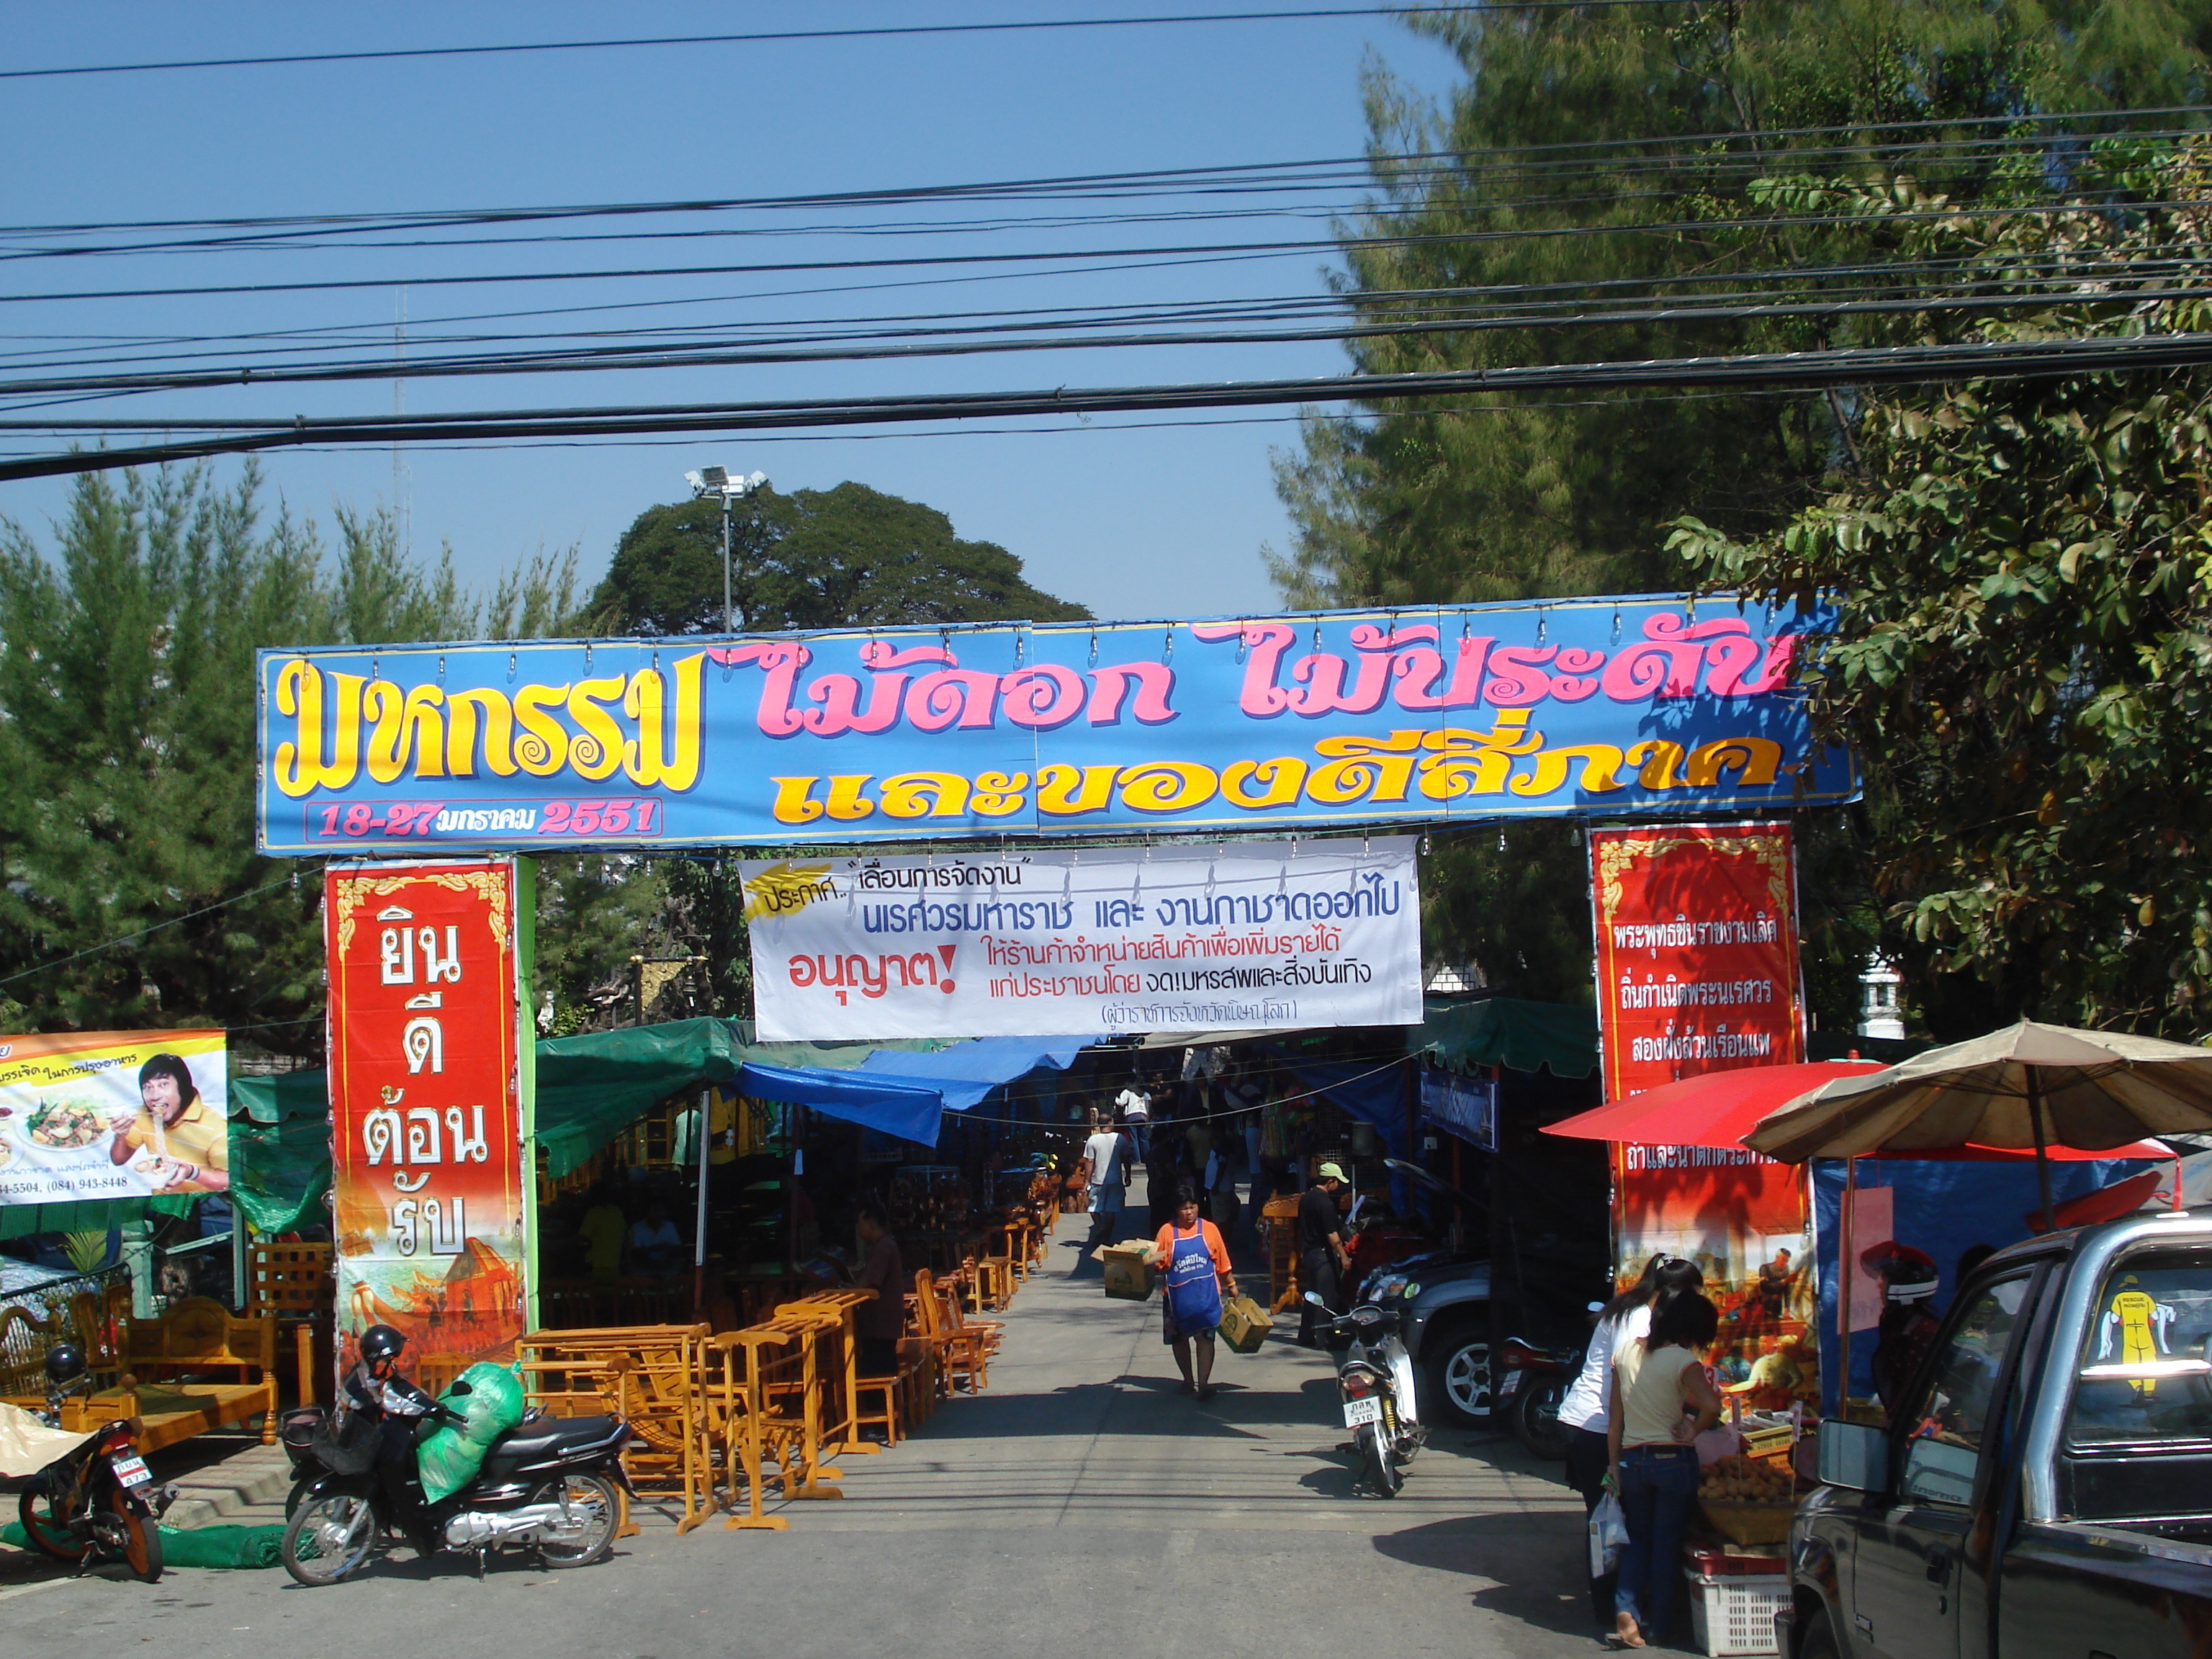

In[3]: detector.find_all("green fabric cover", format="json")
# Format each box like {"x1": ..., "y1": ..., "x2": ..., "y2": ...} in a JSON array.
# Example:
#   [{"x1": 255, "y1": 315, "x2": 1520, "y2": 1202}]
[
  {"x1": 0, "y1": 1520, "x2": 283, "y2": 1568},
  {"x1": 415, "y1": 1361, "x2": 526, "y2": 1503},
  {"x1": 1416, "y1": 996, "x2": 1600, "y2": 1079}
]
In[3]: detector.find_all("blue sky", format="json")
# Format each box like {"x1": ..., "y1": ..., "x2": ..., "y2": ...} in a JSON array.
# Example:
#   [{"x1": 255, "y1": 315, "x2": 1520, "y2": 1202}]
[{"x1": 0, "y1": 4, "x2": 1463, "y2": 624}]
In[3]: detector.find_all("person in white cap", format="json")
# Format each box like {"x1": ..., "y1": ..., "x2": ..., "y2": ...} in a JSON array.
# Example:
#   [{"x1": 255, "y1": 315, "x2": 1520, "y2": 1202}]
[{"x1": 1297, "y1": 1161, "x2": 1353, "y2": 1346}]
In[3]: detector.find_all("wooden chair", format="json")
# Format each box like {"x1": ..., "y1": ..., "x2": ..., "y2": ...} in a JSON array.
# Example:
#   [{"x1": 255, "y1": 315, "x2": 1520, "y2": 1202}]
[
  {"x1": 705, "y1": 1328, "x2": 794, "y2": 1531},
  {"x1": 781, "y1": 1290, "x2": 881, "y2": 1456},
  {"x1": 910, "y1": 1270, "x2": 988, "y2": 1397},
  {"x1": 0, "y1": 1303, "x2": 64, "y2": 1400},
  {"x1": 518, "y1": 1324, "x2": 714, "y2": 1532},
  {"x1": 940, "y1": 1285, "x2": 1004, "y2": 1360},
  {"x1": 753, "y1": 1310, "x2": 845, "y2": 1501},
  {"x1": 1262, "y1": 1195, "x2": 1303, "y2": 1313},
  {"x1": 246, "y1": 1241, "x2": 333, "y2": 1406}
]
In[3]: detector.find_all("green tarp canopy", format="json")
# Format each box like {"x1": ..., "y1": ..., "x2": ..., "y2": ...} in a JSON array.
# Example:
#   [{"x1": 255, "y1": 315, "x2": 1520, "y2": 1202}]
[
  {"x1": 2, "y1": 1020, "x2": 956, "y2": 1242},
  {"x1": 1416, "y1": 996, "x2": 1599, "y2": 1079}
]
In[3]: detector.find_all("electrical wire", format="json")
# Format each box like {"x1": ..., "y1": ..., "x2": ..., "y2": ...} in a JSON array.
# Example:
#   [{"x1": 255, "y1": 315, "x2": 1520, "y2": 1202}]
[
  {"x1": 0, "y1": 868, "x2": 323, "y2": 990},
  {"x1": 0, "y1": 5, "x2": 1781, "y2": 84},
  {"x1": 0, "y1": 328, "x2": 2202, "y2": 480}
]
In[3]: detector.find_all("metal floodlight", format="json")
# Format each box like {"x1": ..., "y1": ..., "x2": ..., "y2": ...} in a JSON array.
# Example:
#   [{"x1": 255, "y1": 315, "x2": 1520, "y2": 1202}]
[
  {"x1": 683, "y1": 469, "x2": 705, "y2": 494},
  {"x1": 698, "y1": 464, "x2": 729, "y2": 489}
]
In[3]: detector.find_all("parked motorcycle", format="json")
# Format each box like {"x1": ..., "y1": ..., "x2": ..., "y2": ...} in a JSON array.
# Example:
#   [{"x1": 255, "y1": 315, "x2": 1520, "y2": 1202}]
[
  {"x1": 15, "y1": 1344, "x2": 169, "y2": 1582},
  {"x1": 279, "y1": 1375, "x2": 634, "y2": 1585},
  {"x1": 1497, "y1": 1336, "x2": 1581, "y2": 1461},
  {"x1": 1305, "y1": 1290, "x2": 1426, "y2": 1498}
]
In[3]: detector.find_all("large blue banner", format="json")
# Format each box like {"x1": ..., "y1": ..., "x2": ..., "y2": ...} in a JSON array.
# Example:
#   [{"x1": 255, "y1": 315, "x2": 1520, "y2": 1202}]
[{"x1": 255, "y1": 593, "x2": 1856, "y2": 854}]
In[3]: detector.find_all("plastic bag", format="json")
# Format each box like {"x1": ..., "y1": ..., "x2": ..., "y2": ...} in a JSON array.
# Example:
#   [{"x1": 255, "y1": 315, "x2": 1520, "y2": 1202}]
[
  {"x1": 414, "y1": 1362, "x2": 526, "y2": 1504},
  {"x1": 1588, "y1": 1491, "x2": 1629, "y2": 1577}
]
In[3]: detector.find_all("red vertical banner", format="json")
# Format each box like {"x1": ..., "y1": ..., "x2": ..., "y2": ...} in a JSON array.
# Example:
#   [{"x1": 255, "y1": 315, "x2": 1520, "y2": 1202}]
[
  {"x1": 1591, "y1": 824, "x2": 1817, "y2": 1412},
  {"x1": 326, "y1": 860, "x2": 526, "y2": 1374},
  {"x1": 1589, "y1": 822, "x2": 1804, "y2": 1103}
]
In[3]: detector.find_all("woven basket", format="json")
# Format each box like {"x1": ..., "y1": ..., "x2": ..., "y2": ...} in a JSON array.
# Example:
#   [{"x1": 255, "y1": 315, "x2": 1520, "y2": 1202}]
[{"x1": 1699, "y1": 1498, "x2": 1795, "y2": 1546}]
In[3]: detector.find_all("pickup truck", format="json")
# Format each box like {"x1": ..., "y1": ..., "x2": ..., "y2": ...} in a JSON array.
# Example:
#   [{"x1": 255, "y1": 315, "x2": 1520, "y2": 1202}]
[{"x1": 1782, "y1": 1208, "x2": 2212, "y2": 1659}]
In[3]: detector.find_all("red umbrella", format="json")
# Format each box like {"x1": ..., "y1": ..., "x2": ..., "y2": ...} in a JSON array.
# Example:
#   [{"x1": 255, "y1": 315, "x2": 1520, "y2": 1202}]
[
  {"x1": 1545, "y1": 1061, "x2": 2172, "y2": 1160},
  {"x1": 1542, "y1": 1062, "x2": 1886, "y2": 1149}
]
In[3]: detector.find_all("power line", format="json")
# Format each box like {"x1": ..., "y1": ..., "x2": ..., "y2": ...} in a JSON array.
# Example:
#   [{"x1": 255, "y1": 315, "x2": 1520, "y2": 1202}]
[
  {"x1": 0, "y1": 4, "x2": 1701, "y2": 84},
  {"x1": 0, "y1": 869, "x2": 320, "y2": 990},
  {"x1": 4, "y1": 330, "x2": 2204, "y2": 480},
  {"x1": 5, "y1": 197, "x2": 2200, "y2": 310}
]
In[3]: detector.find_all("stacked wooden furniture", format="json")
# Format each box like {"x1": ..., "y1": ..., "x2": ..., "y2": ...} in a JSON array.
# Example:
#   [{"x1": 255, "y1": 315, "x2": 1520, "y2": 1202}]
[
  {"x1": 4, "y1": 1298, "x2": 287, "y2": 1449},
  {"x1": 1262, "y1": 1194, "x2": 1303, "y2": 1313},
  {"x1": 244, "y1": 1240, "x2": 333, "y2": 1406},
  {"x1": 518, "y1": 1323, "x2": 713, "y2": 1533}
]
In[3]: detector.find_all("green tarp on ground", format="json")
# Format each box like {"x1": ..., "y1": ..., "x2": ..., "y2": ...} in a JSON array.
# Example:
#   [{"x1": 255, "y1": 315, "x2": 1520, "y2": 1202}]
[{"x1": 1416, "y1": 996, "x2": 1600, "y2": 1079}]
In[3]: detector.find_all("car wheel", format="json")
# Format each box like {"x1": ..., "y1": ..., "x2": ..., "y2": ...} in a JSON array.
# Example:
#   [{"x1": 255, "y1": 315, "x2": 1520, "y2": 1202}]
[{"x1": 1423, "y1": 1323, "x2": 1494, "y2": 1426}]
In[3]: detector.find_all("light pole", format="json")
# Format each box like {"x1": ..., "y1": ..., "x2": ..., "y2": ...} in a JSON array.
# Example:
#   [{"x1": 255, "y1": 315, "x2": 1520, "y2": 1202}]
[{"x1": 684, "y1": 465, "x2": 769, "y2": 632}]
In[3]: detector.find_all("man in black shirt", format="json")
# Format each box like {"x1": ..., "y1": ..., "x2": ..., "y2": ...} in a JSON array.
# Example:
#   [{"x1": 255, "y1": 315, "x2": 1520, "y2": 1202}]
[{"x1": 1297, "y1": 1162, "x2": 1352, "y2": 1346}]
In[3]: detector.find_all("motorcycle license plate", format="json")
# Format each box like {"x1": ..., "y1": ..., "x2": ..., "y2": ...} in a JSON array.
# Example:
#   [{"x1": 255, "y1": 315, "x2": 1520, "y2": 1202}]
[
  {"x1": 1342, "y1": 1396, "x2": 1384, "y2": 1429},
  {"x1": 111, "y1": 1455, "x2": 150, "y2": 1489}
]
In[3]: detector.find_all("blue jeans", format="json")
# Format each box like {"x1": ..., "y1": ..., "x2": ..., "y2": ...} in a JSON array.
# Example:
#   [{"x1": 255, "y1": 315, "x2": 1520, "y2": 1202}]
[{"x1": 1614, "y1": 1446, "x2": 1699, "y2": 1636}]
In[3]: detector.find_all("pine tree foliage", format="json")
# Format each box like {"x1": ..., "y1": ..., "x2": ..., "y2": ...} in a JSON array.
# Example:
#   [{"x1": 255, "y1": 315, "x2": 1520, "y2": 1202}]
[{"x1": 0, "y1": 465, "x2": 583, "y2": 1047}]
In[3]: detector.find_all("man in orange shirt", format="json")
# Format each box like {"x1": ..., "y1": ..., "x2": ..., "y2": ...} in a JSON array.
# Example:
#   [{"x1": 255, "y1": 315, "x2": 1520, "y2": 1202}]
[{"x1": 1149, "y1": 1182, "x2": 1238, "y2": 1401}]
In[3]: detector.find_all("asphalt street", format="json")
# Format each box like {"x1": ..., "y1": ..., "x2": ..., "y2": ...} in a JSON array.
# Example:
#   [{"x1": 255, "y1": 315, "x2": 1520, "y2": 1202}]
[{"x1": 3, "y1": 1204, "x2": 1603, "y2": 1659}]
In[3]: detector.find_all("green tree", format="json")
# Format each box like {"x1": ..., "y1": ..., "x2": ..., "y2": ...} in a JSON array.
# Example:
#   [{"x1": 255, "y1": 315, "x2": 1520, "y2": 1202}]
[
  {"x1": 588, "y1": 480, "x2": 1089, "y2": 634},
  {"x1": 1270, "y1": 0, "x2": 2212, "y2": 610},
  {"x1": 0, "y1": 465, "x2": 583, "y2": 1049},
  {"x1": 1672, "y1": 142, "x2": 2212, "y2": 1039}
]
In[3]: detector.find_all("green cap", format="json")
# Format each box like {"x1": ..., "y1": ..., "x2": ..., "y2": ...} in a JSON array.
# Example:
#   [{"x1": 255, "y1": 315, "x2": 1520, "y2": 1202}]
[{"x1": 1318, "y1": 1161, "x2": 1349, "y2": 1183}]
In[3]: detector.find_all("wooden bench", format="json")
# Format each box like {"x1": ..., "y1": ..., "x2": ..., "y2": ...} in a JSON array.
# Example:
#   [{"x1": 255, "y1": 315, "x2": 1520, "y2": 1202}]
[
  {"x1": 118, "y1": 1297, "x2": 281, "y2": 1447},
  {"x1": 5, "y1": 1298, "x2": 282, "y2": 1450}
]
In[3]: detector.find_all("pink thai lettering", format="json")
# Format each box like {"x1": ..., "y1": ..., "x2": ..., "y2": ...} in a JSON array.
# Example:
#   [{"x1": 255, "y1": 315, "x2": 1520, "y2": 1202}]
[
  {"x1": 1483, "y1": 645, "x2": 1557, "y2": 707},
  {"x1": 1548, "y1": 647, "x2": 1606, "y2": 702},
  {"x1": 1086, "y1": 661, "x2": 1177, "y2": 725},
  {"x1": 904, "y1": 667, "x2": 1001, "y2": 732},
  {"x1": 710, "y1": 641, "x2": 812, "y2": 737},
  {"x1": 1191, "y1": 621, "x2": 1298, "y2": 716},
  {"x1": 999, "y1": 663, "x2": 1088, "y2": 730},
  {"x1": 799, "y1": 641, "x2": 950, "y2": 737},
  {"x1": 1600, "y1": 613, "x2": 1706, "y2": 701}
]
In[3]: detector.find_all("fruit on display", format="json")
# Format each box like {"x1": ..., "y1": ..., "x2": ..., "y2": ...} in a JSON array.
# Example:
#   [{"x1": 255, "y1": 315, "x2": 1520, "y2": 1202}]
[{"x1": 1699, "y1": 1454, "x2": 1796, "y2": 1502}]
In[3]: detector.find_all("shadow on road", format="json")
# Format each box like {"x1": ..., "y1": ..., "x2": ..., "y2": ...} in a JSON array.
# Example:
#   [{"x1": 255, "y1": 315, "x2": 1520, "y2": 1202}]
[{"x1": 1368, "y1": 1511, "x2": 1593, "y2": 1640}]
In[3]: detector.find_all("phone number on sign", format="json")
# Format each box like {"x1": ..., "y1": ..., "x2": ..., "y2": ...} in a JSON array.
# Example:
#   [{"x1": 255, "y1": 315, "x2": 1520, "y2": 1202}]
[{"x1": 306, "y1": 799, "x2": 665, "y2": 840}]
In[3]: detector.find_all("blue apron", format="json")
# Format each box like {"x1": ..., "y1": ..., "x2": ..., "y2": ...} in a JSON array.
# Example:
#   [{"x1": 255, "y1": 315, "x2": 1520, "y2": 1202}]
[{"x1": 1165, "y1": 1223, "x2": 1223, "y2": 1335}]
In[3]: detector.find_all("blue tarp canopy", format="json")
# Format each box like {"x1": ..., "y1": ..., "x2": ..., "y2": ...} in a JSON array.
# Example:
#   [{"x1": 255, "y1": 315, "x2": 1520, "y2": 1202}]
[{"x1": 740, "y1": 1036, "x2": 1094, "y2": 1146}]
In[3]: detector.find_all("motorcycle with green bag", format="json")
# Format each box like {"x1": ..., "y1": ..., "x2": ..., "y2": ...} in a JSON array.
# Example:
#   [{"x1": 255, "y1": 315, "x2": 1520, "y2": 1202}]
[{"x1": 280, "y1": 1360, "x2": 634, "y2": 1585}]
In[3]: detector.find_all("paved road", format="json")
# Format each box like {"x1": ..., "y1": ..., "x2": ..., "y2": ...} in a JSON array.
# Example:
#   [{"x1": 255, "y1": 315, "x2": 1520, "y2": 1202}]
[{"x1": 4, "y1": 1208, "x2": 1603, "y2": 1658}]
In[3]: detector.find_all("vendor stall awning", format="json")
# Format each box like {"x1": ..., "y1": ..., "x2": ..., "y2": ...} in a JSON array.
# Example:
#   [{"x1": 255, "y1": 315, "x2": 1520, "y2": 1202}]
[
  {"x1": 741, "y1": 1036, "x2": 1094, "y2": 1146},
  {"x1": 1419, "y1": 997, "x2": 1599, "y2": 1079}
]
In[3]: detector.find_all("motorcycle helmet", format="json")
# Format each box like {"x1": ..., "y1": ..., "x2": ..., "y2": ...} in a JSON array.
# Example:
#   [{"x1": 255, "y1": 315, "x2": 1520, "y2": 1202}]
[
  {"x1": 359, "y1": 1324, "x2": 405, "y2": 1367},
  {"x1": 1862, "y1": 1242, "x2": 1941, "y2": 1303},
  {"x1": 44, "y1": 1342, "x2": 86, "y2": 1385}
]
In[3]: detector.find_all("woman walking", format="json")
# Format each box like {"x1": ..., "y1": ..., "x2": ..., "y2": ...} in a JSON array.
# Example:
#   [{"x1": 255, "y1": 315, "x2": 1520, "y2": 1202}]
[
  {"x1": 1150, "y1": 1182, "x2": 1238, "y2": 1400},
  {"x1": 1558, "y1": 1258, "x2": 1705, "y2": 1634},
  {"x1": 1606, "y1": 1288, "x2": 1723, "y2": 1649}
]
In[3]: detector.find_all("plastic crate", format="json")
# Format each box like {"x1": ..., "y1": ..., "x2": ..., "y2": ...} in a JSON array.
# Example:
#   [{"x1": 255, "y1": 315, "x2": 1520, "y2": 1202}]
[{"x1": 1686, "y1": 1570, "x2": 1789, "y2": 1658}]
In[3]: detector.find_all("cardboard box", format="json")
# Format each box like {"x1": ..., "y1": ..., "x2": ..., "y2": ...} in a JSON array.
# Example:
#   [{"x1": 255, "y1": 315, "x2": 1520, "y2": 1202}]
[
  {"x1": 1100, "y1": 1244, "x2": 1154, "y2": 1301},
  {"x1": 1217, "y1": 1294, "x2": 1273, "y2": 1354}
]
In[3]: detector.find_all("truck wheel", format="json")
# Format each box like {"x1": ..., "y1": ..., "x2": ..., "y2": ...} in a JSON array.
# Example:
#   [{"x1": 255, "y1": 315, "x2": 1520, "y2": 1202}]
[
  {"x1": 1423, "y1": 1324, "x2": 1494, "y2": 1426},
  {"x1": 1794, "y1": 1607, "x2": 1842, "y2": 1659}
]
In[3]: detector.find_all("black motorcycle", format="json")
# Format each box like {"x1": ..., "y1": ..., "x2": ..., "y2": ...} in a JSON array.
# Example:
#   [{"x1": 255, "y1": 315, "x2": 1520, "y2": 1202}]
[
  {"x1": 15, "y1": 1346, "x2": 169, "y2": 1583},
  {"x1": 279, "y1": 1375, "x2": 634, "y2": 1585}
]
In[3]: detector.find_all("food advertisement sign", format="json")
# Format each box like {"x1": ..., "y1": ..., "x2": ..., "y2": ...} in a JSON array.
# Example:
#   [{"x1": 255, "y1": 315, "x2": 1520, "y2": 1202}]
[
  {"x1": 741, "y1": 840, "x2": 1422, "y2": 1041},
  {"x1": 325, "y1": 860, "x2": 526, "y2": 1367},
  {"x1": 256, "y1": 594, "x2": 1855, "y2": 853},
  {"x1": 1612, "y1": 1144, "x2": 1819, "y2": 1414},
  {"x1": 0, "y1": 1030, "x2": 228, "y2": 1206}
]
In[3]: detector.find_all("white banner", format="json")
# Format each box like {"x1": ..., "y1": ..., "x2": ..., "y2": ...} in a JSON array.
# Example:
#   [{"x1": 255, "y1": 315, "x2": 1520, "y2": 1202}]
[{"x1": 742, "y1": 839, "x2": 1423, "y2": 1040}]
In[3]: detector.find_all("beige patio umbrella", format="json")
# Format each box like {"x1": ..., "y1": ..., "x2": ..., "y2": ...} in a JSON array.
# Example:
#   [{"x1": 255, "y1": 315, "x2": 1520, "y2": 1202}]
[{"x1": 1747, "y1": 1019, "x2": 2212, "y2": 1228}]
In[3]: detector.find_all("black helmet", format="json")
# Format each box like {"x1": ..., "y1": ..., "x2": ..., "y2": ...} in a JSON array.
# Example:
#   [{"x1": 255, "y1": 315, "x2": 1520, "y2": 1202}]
[
  {"x1": 359, "y1": 1325, "x2": 405, "y2": 1365},
  {"x1": 45, "y1": 1343, "x2": 86, "y2": 1385}
]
